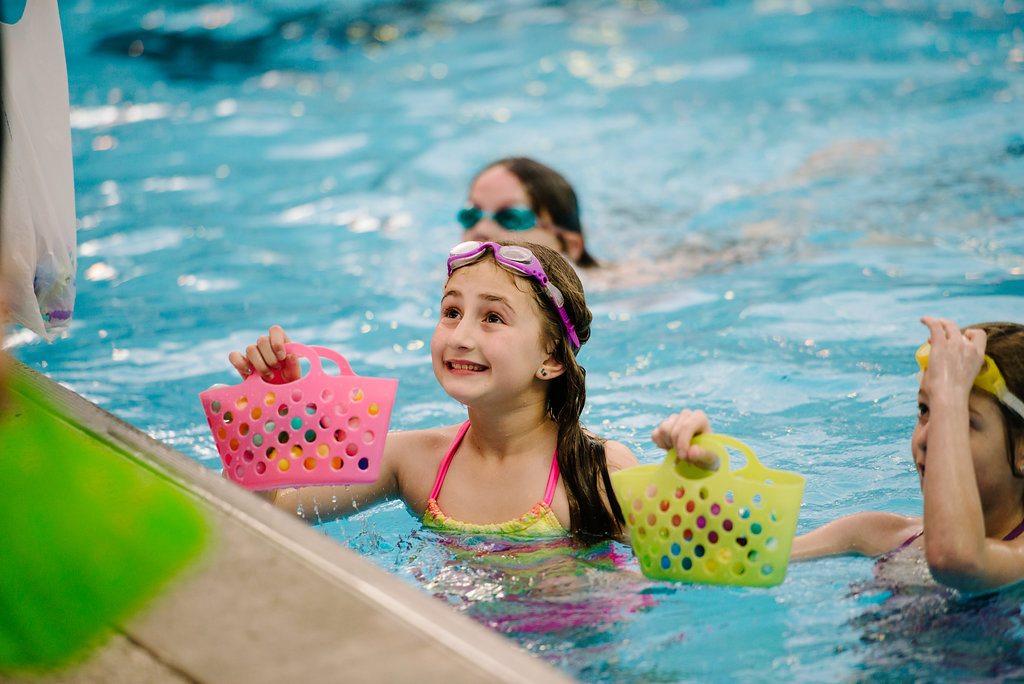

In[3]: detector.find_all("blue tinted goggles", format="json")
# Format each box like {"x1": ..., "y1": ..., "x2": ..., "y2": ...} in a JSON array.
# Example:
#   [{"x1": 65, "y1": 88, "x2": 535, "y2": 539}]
[{"x1": 456, "y1": 204, "x2": 536, "y2": 232}]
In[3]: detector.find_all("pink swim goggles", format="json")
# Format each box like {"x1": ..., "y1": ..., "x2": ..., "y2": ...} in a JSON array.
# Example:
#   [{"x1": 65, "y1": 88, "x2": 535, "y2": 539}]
[{"x1": 447, "y1": 240, "x2": 581, "y2": 353}]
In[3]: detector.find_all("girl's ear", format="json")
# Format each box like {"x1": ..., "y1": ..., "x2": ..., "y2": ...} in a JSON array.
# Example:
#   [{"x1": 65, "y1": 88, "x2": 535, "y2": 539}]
[
  {"x1": 559, "y1": 231, "x2": 585, "y2": 263},
  {"x1": 538, "y1": 209, "x2": 584, "y2": 263},
  {"x1": 537, "y1": 355, "x2": 565, "y2": 380}
]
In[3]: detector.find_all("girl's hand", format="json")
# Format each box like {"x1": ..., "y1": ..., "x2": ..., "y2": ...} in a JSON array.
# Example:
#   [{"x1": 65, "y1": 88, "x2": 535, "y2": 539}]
[
  {"x1": 651, "y1": 409, "x2": 720, "y2": 470},
  {"x1": 228, "y1": 325, "x2": 300, "y2": 382},
  {"x1": 920, "y1": 316, "x2": 986, "y2": 400}
]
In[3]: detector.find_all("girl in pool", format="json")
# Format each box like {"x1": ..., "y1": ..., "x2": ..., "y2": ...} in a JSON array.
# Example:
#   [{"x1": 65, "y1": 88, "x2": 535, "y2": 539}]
[
  {"x1": 652, "y1": 317, "x2": 1024, "y2": 593},
  {"x1": 230, "y1": 240, "x2": 638, "y2": 543},
  {"x1": 459, "y1": 157, "x2": 772, "y2": 290},
  {"x1": 458, "y1": 158, "x2": 599, "y2": 269}
]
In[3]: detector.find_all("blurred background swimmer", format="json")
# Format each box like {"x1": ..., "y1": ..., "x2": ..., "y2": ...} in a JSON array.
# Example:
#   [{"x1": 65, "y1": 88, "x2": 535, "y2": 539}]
[
  {"x1": 455, "y1": 154, "x2": 827, "y2": 291},
  {"x1": 458, "y1": 157, "x2": 598, "y2": 270},
  {"x1": 457, "y1": 156, "x2": 715, "y2": 291}
]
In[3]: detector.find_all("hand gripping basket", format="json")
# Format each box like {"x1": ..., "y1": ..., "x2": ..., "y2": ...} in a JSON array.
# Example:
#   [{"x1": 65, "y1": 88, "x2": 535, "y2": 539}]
[
  {"x1": 200, "y1": 343, "x2": 398, "y2": 491},
  {"x1": 611, "y1": 434, "x2": 805, "y2": 587}
]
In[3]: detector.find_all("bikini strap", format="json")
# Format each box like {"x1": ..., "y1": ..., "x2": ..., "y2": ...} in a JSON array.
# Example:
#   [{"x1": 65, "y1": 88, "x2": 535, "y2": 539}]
[
  {"x1": 429, "y1": 421, "x2": 560, "y2": 505},
  {"x1": 428, "y1": 421, "x2": 471, "y2": 500},
  {"x1": 542, "y1": 450, "x2": 560, "y2": 506},
  {"x1": 898, "y1": 520, "x2": 1024, "y2": 547},
  {"x1": 900, "y1": 530, "x2": 924, "y2": 550},
  {"x1": 1004, "y1": 518, "x2": 1024, "y2": 541}
]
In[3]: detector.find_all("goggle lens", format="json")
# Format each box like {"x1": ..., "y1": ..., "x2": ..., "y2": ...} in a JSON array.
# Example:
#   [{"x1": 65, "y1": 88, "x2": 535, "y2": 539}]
[
  {"x1": 456, "y1": 205, "x2": 536, "y2": 232},
  {"x1": 456, "y1": 207, "x2": 482, "y2": 231}
]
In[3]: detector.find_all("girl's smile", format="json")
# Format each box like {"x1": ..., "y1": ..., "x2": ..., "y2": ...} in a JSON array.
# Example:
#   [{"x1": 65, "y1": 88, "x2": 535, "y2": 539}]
[{"x1": 446, "y1": 360, "x2": 488, "y2": 373}]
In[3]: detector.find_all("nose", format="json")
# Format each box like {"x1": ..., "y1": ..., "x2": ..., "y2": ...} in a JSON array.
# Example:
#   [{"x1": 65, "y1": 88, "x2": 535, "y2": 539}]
[
  {"x1": 447, "y1": 315, "x2": 477, "y2": 351},
  {"x1": 463, "y1": 220, "x2": 505, "y2": 242}
]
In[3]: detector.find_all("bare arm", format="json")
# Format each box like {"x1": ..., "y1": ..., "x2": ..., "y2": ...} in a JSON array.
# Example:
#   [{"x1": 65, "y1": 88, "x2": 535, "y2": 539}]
[
  {"x1": 266, "y1": 426, "x2": 449, "y2": 523},
  {"x1": 790, "y1": 511, "x2": 920, "y2": 560}
]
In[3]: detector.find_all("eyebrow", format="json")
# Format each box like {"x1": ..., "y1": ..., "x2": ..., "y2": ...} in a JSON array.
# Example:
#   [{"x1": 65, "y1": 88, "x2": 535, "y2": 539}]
[{"x1": 441, "y1": 288, "x2": 517, "y2": 311}]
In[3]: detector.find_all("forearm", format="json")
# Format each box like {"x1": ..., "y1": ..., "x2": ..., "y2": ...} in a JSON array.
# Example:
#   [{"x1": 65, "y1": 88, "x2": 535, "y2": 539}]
[
  {"x1": 921, "y1": 396, "x2": 987, "y2": 578},
  {"x1": 790, "y1": 525, "x2": 854, "y2": 560},
  {"x1": 271, "y1": 480, "x2": 394, "y2": 523}
]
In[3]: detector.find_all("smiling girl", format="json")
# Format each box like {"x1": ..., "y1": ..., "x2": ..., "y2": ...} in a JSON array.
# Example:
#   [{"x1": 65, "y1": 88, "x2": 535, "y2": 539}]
[{"x1": 230, "y1": 241, "x2": 637, "y2": 543}]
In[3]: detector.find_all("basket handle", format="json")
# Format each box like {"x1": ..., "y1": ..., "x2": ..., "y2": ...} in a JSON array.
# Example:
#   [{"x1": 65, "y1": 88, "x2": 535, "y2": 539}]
[
  {"x1": 305, "y1": 345, "x2": 355, "y2": 376},
  {"x1": 659, "y1": 433, "x2": 762, "y2": 482}
]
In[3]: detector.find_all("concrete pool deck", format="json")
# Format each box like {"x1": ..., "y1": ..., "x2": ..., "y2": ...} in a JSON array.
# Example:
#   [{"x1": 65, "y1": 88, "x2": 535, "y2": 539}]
[{"x1": 4, "y1": 360, "x2": 571, "y2": 683}]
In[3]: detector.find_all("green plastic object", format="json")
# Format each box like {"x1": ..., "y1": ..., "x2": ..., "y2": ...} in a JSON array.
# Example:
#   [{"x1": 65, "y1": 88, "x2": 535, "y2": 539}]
[
  {"x1": 0, "y1": 369, "x2": 210, "y2": 675},
  {"x1": 611, "y1": 433, "x2": 805, "y2": 587}
]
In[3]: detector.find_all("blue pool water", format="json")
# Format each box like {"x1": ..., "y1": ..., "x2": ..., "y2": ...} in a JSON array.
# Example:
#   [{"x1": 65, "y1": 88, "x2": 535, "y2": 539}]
[{"x1": 9, "y1": 0, "x2": 1024, "y2": 680}]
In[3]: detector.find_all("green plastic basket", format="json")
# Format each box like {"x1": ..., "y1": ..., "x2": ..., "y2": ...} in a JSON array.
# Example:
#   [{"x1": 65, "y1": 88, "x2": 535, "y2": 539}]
[{"x1": 611, "y1": 433, "x2": 805, "y2": 587}]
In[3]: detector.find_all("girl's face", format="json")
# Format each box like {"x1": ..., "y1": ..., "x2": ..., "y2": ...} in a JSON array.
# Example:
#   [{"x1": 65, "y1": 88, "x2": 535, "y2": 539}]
[
  {"x1": 912, "y1": 387, "x2": 1021, "y2": 507},
  {"x1": 431, "y1": 260, "x2": 553, "y2": 409},
  {"x1": 461, "y1": 165, "x2": 564, "y2": 255}
]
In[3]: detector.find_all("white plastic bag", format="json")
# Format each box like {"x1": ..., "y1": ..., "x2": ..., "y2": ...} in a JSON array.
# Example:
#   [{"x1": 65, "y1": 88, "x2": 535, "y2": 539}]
[{"x1": 1, "y1": 0, "x2": 76, "y2": 341}]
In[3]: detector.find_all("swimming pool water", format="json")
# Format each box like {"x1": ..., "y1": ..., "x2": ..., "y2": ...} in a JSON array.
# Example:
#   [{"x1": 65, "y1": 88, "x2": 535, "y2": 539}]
[{"x1": 9, "y1": 0, "x2": 1024, "y2": 680}]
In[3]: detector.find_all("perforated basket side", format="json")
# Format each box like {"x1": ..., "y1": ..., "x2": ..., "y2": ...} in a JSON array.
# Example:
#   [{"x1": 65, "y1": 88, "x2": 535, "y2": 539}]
[
  {"x1": 611, "y1": 443, "x2": 804, "y2": 587},
  {"x1": 200, "y1": 364, "x2": 397, "y2": 490}
]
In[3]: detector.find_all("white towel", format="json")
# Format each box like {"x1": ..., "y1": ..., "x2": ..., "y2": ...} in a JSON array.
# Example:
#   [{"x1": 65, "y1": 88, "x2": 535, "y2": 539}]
[{"x1": 1, "y1": 0, "x2": 76, "y2": 341}]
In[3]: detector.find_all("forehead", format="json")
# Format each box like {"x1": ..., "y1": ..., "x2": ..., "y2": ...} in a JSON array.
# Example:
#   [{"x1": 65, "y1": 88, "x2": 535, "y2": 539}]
[
  {"x1": 444, "y1": 259, "x2": 536, "y2": 302},
  {"x1": 468, "y1": 166, "x2": 529, "y2": 208},
  {"x1": 921, "y1": 385, "x2": 1005, "y2": 419},
  {"x1": 968, "y1": 389, "x2": 1007, "y2": 418}
]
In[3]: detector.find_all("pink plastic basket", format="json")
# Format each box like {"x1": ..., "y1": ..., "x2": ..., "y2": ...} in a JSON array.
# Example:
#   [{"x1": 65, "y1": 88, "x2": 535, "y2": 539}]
[{"x1": 200, "y1": 343, "x2": 398, "y2": 491}]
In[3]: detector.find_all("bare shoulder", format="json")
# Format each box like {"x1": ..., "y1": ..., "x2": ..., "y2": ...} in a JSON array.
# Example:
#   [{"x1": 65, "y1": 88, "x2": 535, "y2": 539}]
[
  {"x1": 855, "y1": 511, "x2": 921, "y2": 536},
  {"x1": 386, "y1": 424, "x2": 464, "y2": 513},
  {"x1": 845, "y1": 510, "x2": 921, "y2": 554},
  {"x1": 386, "y1": 424, "x2": 461, "y2": 472},
  {"x1": 792, "y1": 510, "x2": 921, "y2": 559},
  {"x1": 602, "y1": 438, "x2": 641, "y2": 471},
  {"x1": 385, "y1": 425, "x2": 457, "y2": 451}
]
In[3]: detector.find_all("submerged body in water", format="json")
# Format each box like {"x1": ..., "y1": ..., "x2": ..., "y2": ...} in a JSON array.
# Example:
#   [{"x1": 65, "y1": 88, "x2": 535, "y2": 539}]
[{"x1": 852, "y1": 544, "x2": 1024, "y2": 679}]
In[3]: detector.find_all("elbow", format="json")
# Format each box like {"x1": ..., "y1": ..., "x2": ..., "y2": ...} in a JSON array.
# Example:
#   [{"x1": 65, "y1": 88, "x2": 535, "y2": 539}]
[
  {"x1": 268, "y1": 487, "x2": 303, "y2": 517},
  {"x1": 925, "y1": 542, "x2": 987, "y2": 592}
]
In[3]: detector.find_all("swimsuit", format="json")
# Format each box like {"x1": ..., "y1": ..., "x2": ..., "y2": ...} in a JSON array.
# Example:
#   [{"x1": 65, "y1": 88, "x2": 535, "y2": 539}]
[
  {"x1": 896, "y1": 517, "x2": 1024, "y2": 550},
  {"x1": 878, "y1": 516, "x2": 1024, "y2": 571},
  {"x1": 421, "y1": 421, "x2": 567, "y2": 537}
]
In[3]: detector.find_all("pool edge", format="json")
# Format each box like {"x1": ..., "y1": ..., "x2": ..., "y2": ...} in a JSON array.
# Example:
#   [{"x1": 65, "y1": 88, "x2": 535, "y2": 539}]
[{"x1": 6, "y1": 359, "x2": 573, "y2": 683}]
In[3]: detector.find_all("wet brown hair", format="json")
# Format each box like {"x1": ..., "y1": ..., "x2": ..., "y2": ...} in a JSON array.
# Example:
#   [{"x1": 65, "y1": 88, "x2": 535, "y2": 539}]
[
  {"x1": 965, "y1": 322, "x2": 1024, "y2": 480},
  {"x1": 483, "y1": 158, "x2": 599, "y2": 268}
]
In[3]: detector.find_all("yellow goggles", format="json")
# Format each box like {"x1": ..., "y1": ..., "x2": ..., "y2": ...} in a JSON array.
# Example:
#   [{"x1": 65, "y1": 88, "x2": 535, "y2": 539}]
[{"x1": 916, "y1": 343, "x2": 1024, "y2": 422}]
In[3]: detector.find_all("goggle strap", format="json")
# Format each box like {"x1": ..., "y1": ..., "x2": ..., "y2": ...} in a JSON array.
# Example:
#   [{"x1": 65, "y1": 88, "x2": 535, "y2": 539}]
[
  {"x1": 916, "y1": 372, "x2": 1024, "y2": 422},
  {"x1": 997, "y1": 388, "x2": 1024, "y2": 423}
]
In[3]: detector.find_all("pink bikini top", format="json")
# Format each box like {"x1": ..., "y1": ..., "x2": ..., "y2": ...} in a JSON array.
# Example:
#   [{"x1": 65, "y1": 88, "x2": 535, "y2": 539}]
[{"x1": 421, "y1": 421, "x2": 566, "y2": 537}]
